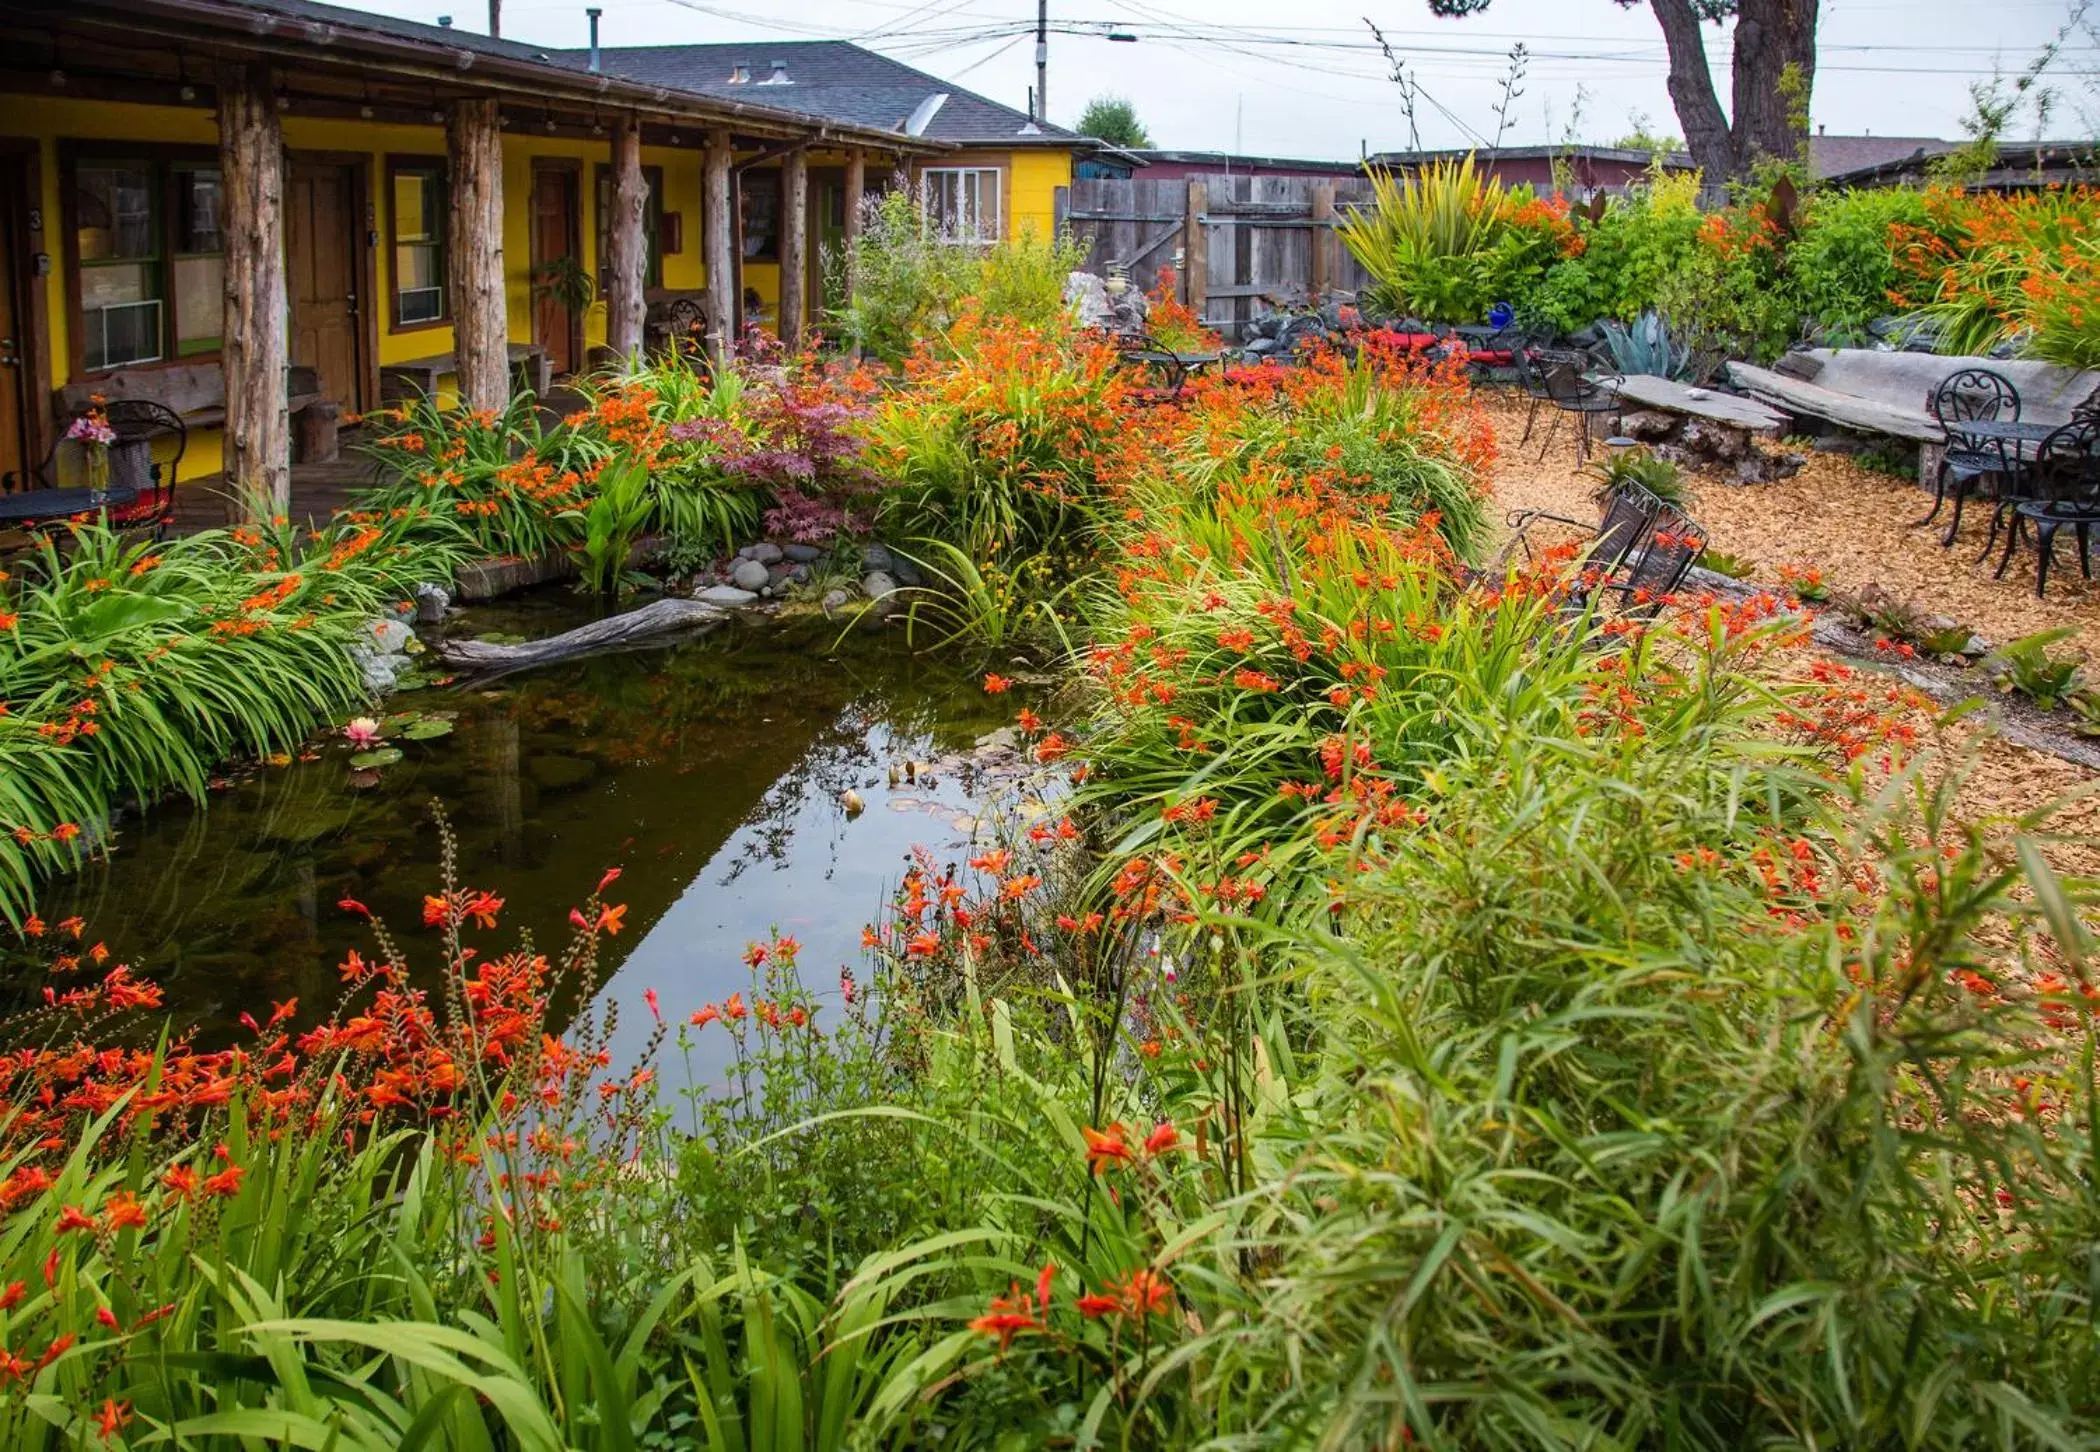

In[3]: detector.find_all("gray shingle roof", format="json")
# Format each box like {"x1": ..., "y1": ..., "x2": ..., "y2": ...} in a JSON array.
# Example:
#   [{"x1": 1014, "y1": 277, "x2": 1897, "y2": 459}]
[
  {"x1": 1809, "y1": 135, "x2": 1955, "y2": 179},
  {"x1": 579, "y1": 41, "x2": 1080, "y2": 146}
]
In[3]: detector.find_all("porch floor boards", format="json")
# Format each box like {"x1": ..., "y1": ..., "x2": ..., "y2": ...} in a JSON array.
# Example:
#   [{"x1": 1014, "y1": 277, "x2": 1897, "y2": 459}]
[{"x1": 171, "y1": 457, "x2": 383, "y2": 535}]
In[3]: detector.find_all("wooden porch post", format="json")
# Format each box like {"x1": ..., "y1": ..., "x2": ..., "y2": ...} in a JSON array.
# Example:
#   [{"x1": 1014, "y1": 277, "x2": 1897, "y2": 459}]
[
  {"x1": 217, "y1": 62, "x2": 288, "y2": 522},
  {"x1": 605, "y1": 115, "x2": 647, "y2": 365},
  {"x1": 778, "y1": 147, "x2": 808, "y2": 350},
  {"x1": 842, "y1": 148, "x2": 865, "y2": 309},
  {"x1": 702, "y1": 128, "x2": 736, "y2": 366},
  {"x1": 447, "y1": 98, "x2": 508, "y2": 412}
]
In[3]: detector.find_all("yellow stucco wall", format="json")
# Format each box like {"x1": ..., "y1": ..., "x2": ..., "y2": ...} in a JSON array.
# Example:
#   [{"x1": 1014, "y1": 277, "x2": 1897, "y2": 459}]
[{"x1": 0, "y1": 90, "x2": 1082, "y2": 481}]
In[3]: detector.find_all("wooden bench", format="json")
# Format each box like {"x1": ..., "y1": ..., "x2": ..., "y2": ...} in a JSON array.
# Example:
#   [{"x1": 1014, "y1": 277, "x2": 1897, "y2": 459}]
[
  {"x1": 380, "y1": 343, "x2": 550, "y2": 406},
  {"x1": 56, "y1": 362, "x2": 333, "y2": 461}
]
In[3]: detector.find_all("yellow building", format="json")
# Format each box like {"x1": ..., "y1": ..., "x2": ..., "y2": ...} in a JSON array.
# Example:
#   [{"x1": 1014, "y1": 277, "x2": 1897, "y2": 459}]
[{"x1": 0, "y1": 0, "x2": 1087, "y2": 504}]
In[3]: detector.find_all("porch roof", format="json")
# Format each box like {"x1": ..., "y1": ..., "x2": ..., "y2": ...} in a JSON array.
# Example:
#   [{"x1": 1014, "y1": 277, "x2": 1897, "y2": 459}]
[{"x1": 2, "y1": 0, "x2": 949, "y2": 153}]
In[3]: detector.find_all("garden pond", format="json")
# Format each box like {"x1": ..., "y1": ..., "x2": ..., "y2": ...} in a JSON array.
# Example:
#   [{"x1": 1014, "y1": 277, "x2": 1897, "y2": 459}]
[{"x1": 16, "y1": 592, "x2": 1040, "y2": 1086}]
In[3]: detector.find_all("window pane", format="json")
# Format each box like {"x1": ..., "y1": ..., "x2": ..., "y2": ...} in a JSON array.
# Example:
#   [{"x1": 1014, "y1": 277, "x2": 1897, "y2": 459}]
[
  {"x1": 173, "y1": 254, "x2": 224, "y2": 353},
  {"x1": 84, "y1": 297, "x2": 163, "y2": 371},
  {"x1": 77, "y1": 164, "x2": 156, "y2": 263},
  {"x1": 394, "y1": 170, "x2": 441, "y2": 243},
  {"x1": 741, "y1": 172, "x2": 779, "y2": 259},
  {"x1": 175, "y1": 169, "x2": 223, "y2": 254},
  {"x1": 397, "y1": 243, "x2": 443, "y2": 323}
]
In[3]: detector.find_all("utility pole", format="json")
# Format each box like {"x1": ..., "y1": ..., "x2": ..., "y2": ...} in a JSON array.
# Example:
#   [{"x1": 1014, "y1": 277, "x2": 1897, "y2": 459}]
[
  {"x1": 487, "y1": 0, "x2": 500, "y2": 37},
  {"x1": 1034, "y1": 0, "x2": 1048, "y2": 124}
]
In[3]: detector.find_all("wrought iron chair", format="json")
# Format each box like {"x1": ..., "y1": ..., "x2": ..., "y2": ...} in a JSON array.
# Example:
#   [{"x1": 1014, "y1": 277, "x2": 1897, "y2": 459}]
[
  {"x1": 2074, "y1": 383, "x2": 2100, "y2": 424},
  {"x1": 1989, "y1": 417, "x2": 2100, "y2": 598},
  {"x1": 25, "y1": 400, "x2": 188, "y2": 540},
  {"x1": 1117, "y1": 330, "x2": 1222, "y2": 404},
  {"x1": 1517, "y1": 346, "x2": 1623, "y2": 462},
  {"x1": 1919, "y1": 367, "x2": 2019, "y2": 545}
]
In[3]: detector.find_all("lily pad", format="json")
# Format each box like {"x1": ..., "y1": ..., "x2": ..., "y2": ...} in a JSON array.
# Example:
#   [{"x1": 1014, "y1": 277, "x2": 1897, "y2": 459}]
[
  {"x1": 400, "y1": 718, "x2": 455, "y2": 741},
  {"x1": 382, "y1": 713, "x2": 419, "y2": 732},
  {"x1": 391, "y1": 669, "x2": 435, "y2": 692},
  {"x1": 346, "y1": 769, "x2": 384, "y2": 791},
  {"x1": 349, "y1": 748, "x2": 404, "y2": 769}
]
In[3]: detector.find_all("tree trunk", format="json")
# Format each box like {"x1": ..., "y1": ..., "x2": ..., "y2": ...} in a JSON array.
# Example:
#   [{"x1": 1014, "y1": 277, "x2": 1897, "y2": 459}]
[
  {"x1": 703, "y1": 128, "x2": 736, "y2": 367},
  {"x1": 1646, "y1": 0, "x2": 1741, "y2": 183},
  {"x1": 217, "y1": 63, "x2": 289, "y2": 523},
  {"x1": 1729, "y1": 0, "x2": 1818, "y2": 174},
  {"x1": 778, "y1": 147, "x2": 808, "y2": 350},
  {"x1": 605, "y1": 115, "x2": 648, "y2": 366},
  {"x1": 446, "y1": 98, "x2": 509, "y2": 413}
]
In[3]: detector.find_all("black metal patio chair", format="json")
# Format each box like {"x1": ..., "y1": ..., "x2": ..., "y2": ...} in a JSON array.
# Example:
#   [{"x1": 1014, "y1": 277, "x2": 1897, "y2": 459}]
[
  {"x1": 1989, "y1": 417, "x2": 2100, "y2": 598},
  {"x1": 1919, "y1": 366, "x2": 2020, "y2": 545},
  {"x1": 20, "y1": 399, "x2": 188, "y2": 542},
  {"x1": 1517, "y1": 346, "x2": 1624, "y2": 462}
]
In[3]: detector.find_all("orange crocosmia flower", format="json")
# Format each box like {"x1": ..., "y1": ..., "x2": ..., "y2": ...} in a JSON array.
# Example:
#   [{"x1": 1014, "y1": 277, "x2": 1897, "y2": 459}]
[
  {"x1": 690, "y1": 1003, "x2": 721, "y2": 1028},
  {"x1": 1117, "y1": 1268, "x2": 1174, "y2": 1317},
  {"x1": 967, "y1": 1281, "x2": 1040, "y2": 1353},
  {"x1": 982, "y1": 673, "x2": 1013, "y2": 694},
  {"x1": 906, "y1": 932, "x2": 941, "y2": 958},
  {"x1": 102, "y1": 1193, "x2": 147, "y2": 1232},
  {"x1": 723, "y1": 992, "x2": 749, "y2": 1022},
  {"x1": 1083, "y1": 1122, "x2": 1133, "y2": 1175},
  {"x1": 54, "y1": 1205, "x2": 97, "y2": 1234},
  {"x1": 201, "y1": 1165, "x2": 246, "y2": 1198},
  {"x1": 161, "y1": 1165, "x2": 197, "y2": 1198},
  {"x1": 1143, "y1": 1121, "x2": 1181, "y2": 1157},
  {"x1": 597, "y1": 903, "x2": 628, "y2": 935},
  {"x1": 1075, "y1": 1291, "x2": 1123, "y2": 1318},
  {"x1": 96, "y1": 1399, "x2": 131, "y2": 1442}
]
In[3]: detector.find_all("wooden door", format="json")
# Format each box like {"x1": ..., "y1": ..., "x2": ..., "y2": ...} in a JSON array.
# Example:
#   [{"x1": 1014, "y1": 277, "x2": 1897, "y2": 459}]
[
  {"x1": 531, "y1": 164, "x2": 580, "y2": 377},
  {"x1": 0, "y1": 156, "x2": 30, "y2": 489},
  {"x1": 287, "y1": 162, "x2": 362, "y2": 411}
]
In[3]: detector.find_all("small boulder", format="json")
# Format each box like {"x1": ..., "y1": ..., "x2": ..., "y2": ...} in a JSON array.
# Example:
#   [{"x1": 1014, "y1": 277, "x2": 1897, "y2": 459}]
[
  {"x1": 890, "y1": 556, "x2": 924, "y2": 588},
  {"x1": 820, "y1": 588, "x2": 853, "y2": 616},
  {"x1": 783, "y1": 543, "x2": 825, "y2": 564},
  {"x1": 861, "y1": 543, "x2": 895, "y2": 574},
  {"x1": 731, "y1": 558, "x2": 771, "y2": 591},
  {"x1": 412, "y1": 582, "x2": 449, "y2": 625},
  {"x1": 788, "y1": 563, "x2": 813, "y2": 584},
  {"x1": 862, "y1": 570, "x2": 899, "y2": 599},
  {"x1": 696, "y1": 584, "x2": 760, "y2": 607},
  {"x1": 747, "y1": 542, "x2": 785, "y2": 565}
]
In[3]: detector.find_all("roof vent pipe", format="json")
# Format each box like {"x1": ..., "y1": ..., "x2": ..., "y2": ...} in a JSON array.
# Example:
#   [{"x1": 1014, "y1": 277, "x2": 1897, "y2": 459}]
[
  {"x1": 729, "y1": 60, "x2": 751, "y2": 83},
  {"x1": 586, "y1": 7, "x2": 602, "y2": 72},
  {"x1": 761, "y1": 59, "x2": 791, "y2": 84},
  {"x1": 437, "y1": 13, "x2": 453, "y2": 26}
]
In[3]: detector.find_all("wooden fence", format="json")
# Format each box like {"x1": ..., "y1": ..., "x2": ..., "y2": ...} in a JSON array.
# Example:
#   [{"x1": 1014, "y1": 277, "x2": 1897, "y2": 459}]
[{"x1": 1055, "y1": 175, "x2": 1379, "y2": 340}]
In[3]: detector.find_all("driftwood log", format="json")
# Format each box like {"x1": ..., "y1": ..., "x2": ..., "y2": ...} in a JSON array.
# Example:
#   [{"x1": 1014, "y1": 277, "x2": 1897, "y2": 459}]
[{"x1": 436, "y1": 597, "x2": 729, "y2": 676}]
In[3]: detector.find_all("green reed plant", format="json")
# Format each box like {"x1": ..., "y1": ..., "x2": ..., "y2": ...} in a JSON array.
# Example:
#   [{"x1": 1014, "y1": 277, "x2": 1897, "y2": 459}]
[{"x1": 0, "y1": 514, "x2": 450, "y2": 920}]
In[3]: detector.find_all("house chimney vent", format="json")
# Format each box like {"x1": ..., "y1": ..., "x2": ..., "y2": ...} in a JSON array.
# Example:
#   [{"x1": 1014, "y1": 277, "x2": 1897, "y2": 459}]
[
  {"x1": 437, "y1": 14, "x2": 453, "y2": 26},
  {"x1": 760, "y1": 59, "x2": 791, "y2": 84},
  {"x1": 729, "y1": 59, "x2": 752, "y2": 83},
  {"x1": 586, "y1": 8, "x2": 602, "y2": 71}
]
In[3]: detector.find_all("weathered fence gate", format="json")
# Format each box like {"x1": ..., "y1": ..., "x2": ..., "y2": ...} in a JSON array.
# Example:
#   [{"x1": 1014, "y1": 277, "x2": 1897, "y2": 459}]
[{"x1": 1056, "y1": 175, "x2": 1377, "y2": 340}]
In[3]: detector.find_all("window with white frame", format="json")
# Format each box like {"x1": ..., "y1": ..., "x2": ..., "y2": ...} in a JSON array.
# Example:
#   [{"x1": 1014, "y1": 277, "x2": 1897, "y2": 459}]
[{"x1": 923, "y1": 167, "x2": 1001, "y2": 242}]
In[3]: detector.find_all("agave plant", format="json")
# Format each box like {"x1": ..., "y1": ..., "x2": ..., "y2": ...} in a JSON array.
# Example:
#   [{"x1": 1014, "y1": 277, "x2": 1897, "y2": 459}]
[{"x1": 1599, "y1": 310, "x2": 1694, "y2": 379}]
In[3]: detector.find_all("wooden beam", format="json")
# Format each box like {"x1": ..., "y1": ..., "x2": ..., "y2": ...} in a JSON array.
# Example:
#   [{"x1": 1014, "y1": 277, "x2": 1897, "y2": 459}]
[
  {"x1": 446, "y1": 97, "x2": 508, "y2": 411},
  {"x1": 703, "y1": 127, "x2": 735, "y2": 366},
  {"x1": 1183, "y1": 180, "x2": 1207, "y2": 323},
  {"x1": 841, "y1": 148, "x2": 865, "y2": 341},
  {"x1": 217, "y1": 61, "x2": 288, "y2": 522},
  {"x1": 1309, "y1": 182, "x2": 1334, "y2": 299},
  {"x1": 778, "y1": 147, "x2": 808, "y2": 350},
  {"x1": 604, "y1": 115, "x2": 648, "y2": 366}
]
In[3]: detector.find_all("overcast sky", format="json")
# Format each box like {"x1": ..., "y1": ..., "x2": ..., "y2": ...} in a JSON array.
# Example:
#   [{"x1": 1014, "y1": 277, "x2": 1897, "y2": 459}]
[{"x1": 348, "y1": 0, "x2": 2094, "y2": 158}]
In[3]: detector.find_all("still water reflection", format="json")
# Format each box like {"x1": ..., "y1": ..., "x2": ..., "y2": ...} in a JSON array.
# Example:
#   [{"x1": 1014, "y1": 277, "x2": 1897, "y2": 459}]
[{"x1": 29, "y1": 594, "x2": 1023, "y2": 1085}]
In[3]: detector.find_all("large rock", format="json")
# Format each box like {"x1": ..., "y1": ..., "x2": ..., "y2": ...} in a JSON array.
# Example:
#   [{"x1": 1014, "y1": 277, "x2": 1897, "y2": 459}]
[
  {"x1": 861, "y1": 543, "x2": 895, "y2": 573},
  {"x1": 862, "y1": 570, "x2": 900, "y2": 600},
  {"x1": 744, "y1": 542, "x2": 784, "y2": 565},
  {"x1": 352, "y1": 616, "x2": 416, "y2": 693},
  {"x1": 1065, "y1": 271, "x2": 1114, "y2": 330},
  {"x1": 412, "y1": 582, "x2": 449, "y2": 625},
  {"x1": 731, "y1": 558, "x2": 771, "y2": 591},
  {"x1": 696, "y1": 584, "x2": 760, "y2": 607},
  {"x1": 783, "y1": 543, "x2": 825, "y2": 564}
]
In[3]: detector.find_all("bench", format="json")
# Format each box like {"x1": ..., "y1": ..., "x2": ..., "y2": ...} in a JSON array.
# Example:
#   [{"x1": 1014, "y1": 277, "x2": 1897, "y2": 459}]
[
  {"x1": 381, "y1": 343, "x2": 549, "y2": 406},
  {"x1": 56, "y1": 362, "x2": 333, "y2": 463},
  {"x1": 58, "y1": 361, "x2": 324, "y2": 434},
  {"x1": 1728, "y1": 349, "x2": 2100, "y2": 443}
]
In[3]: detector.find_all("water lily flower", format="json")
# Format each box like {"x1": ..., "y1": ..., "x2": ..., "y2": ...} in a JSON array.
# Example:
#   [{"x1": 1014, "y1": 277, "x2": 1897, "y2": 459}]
[{"x1": 343, "y1": 717, "x2": 383, "y2": 748}]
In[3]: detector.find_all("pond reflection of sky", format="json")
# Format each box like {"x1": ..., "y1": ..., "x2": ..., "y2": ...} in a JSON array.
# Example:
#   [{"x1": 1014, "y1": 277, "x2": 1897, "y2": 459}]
[{"x1": 20, "y1": 598, "x2": 1023, "y2": 1093}]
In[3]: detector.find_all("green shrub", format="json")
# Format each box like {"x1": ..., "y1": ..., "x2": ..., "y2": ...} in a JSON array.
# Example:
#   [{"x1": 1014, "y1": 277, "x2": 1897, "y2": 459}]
[{"x1": 1338, "y1": 155, "x2": 1575, "y2": 324}]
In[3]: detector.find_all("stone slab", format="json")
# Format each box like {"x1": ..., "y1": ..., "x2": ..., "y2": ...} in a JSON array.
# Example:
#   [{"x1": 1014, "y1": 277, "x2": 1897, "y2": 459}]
[{"x1": 1610, "y1": 374, "x2": 1788, "y2": 435}]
